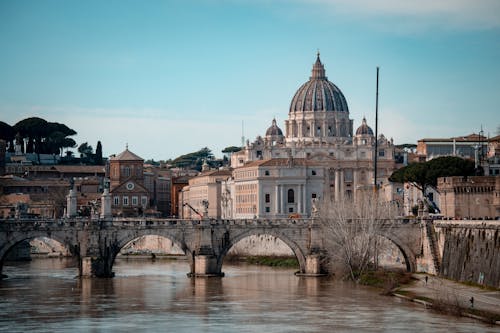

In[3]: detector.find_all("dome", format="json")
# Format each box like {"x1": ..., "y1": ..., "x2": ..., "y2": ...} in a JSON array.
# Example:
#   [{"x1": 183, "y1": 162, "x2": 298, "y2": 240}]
[
  {"x1": 289, "y1": 53, "x2": 349, "y2": 113},
  {"x1": 265, "y1": 118, "x2": 283, "y2": 137},
  {"x1": 355, "y1": 117, "x2": 374, "y2": 136}
]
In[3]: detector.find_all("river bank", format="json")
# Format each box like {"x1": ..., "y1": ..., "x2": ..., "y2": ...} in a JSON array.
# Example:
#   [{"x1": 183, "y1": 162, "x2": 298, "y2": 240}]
[{"x1": 394, "y1": 274, "x2": 500, "y2": 325}]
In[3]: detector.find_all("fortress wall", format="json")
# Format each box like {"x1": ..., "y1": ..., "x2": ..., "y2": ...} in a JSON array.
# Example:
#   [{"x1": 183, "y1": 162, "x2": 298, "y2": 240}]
[{"x1": 436, "y1": 221, "x2": 500, "y2": 288}]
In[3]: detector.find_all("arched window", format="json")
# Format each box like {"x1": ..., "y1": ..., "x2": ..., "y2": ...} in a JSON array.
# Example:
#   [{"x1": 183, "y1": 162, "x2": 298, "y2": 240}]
[{"x1": 287, "y1": 189, "x2": 295, "y2": 203}]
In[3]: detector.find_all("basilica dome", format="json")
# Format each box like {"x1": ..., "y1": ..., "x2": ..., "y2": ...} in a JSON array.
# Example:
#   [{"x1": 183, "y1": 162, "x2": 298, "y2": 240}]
[
  {"x1": 355, "y1": 117, "x2": 374, "y2": 136},
  {"x1": 265, "y1": 118, "x2": 283, "y2": 137},
  {"x1": 289, "y1": 53, "x2": 349, "y2": 113}
]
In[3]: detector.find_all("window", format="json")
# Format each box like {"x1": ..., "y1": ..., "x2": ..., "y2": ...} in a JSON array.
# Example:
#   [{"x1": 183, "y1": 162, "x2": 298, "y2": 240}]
[
  {"x1": 141, "y1": 196, "x2": 148, "y2": 207},
  {"x1": 124, "y1": 166, "x2": 130, "y2": 177},
  {"x1": 312, "y1": 193, "x2": 317, "y2": 198},
  {"x1": 289, "y1": 207, "x2": 294, "y2": 213},
  {"x1": 114, "y1": 196, "x2": 119, "y2": 205},
  {"x1": 132, "y1": 196, "x2": 138, "y2": 206},
  {"x1": 256, "y1": 151, "x2": 262, "y2": 158},
  {"x1": 311, "y1": 170, "x2": 316, "y2": 176},
  {"x1": 287, "y1": 189, "x2": 294, "y2": 203},
  {"x1": 265, "y1": 170, "x2": 270, "y2": 176},
  {"x1": 265, "y1": 207, "x2": 270, "y2": 213},
  {"x1": 265, "y1": 193, "x2": 270, "y2": 203},
  {"x1": 123, "y1": 196, "x2": 129, "y2": 206},
  {"x1": 316, "y1": 126, "x2": 321, "y2": 136},
  {"x1": 378, "y1": 150, "x2": 385, "y2": 157}
]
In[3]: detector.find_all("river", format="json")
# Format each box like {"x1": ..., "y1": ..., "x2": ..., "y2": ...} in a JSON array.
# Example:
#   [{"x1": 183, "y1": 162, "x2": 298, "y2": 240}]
[{"x1": 0, "y1": 258, "x2": 497, "y2": 332}]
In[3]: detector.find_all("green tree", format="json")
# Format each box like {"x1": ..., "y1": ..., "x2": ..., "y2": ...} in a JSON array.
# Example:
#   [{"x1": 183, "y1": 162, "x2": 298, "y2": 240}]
[
  {"x1": 170, "y1": 147, "x2": 214, "y2": 170},
  {"x1": 389, "y1": 156, "x2": 475, "y2": 195},
  {"x1": 222, "y1": 146, "x2": 242, "y2": 154},
  {"x1": 0, "y1": 121, "x2": 15, "y2": 152},
  {"x1": 95, "y1": 141, "x2": 103, "y2": 165},
  {"x1": 78, "y1": 142, "x2": 93, "y2": 157},
  {"x1": 13, "y1": 117, "x2": 47, "y2": 154}
]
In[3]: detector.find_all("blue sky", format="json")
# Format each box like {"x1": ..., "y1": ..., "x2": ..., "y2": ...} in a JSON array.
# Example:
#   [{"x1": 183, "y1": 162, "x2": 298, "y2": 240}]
[{"x1": 1, "y1": 0, "x2": 499, "y2": 160}]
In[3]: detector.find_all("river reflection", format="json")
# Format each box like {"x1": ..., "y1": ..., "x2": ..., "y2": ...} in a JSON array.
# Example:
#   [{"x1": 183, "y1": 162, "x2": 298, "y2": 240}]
[{"x1": 0, "y1": 258, "x2": 497, "y2": 333}]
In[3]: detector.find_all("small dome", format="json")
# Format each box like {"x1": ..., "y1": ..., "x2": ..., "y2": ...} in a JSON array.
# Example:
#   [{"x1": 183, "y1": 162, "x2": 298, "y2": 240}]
[
  {"x1": 290, "y1": 53, "x2": 349, "y2": 113},
  {"x1": 356, "y1": 118, "x2": 374, "y2": 136},
  {"x1": 265, "y1": 118, "x2": 283, "y2": 137}
]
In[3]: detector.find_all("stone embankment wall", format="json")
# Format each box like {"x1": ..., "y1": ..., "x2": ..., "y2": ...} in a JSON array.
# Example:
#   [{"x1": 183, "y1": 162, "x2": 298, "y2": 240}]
[{"x1": 436, "y1": 221, "x2": 500, "y2": 288}]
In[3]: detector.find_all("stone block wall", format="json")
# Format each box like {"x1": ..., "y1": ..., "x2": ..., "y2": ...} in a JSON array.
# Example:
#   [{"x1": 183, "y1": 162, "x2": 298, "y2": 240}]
[{"x1": 437, "y1": 221, "x2": 500, "y2": 288}]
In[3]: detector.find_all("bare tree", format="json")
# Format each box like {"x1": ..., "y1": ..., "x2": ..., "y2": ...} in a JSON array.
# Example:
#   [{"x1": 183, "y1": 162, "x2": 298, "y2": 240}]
[{"x1": 317, "y1": 192, "x2": 399, "y2": 281}]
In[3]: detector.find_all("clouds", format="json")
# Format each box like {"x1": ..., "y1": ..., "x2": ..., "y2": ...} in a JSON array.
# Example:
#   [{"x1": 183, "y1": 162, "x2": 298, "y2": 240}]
[{"x1": 294, "y1": 0, "x2": 500, "y2": 31}]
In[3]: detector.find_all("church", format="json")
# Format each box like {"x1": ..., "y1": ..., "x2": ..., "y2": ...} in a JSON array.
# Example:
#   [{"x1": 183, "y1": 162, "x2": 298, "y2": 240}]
[
  {"x1": 180, "y1": 54, "x2": 397, "y2": 219},
  {"x1": 225, "y1": 53, "x2": 397, "y2": 218}
]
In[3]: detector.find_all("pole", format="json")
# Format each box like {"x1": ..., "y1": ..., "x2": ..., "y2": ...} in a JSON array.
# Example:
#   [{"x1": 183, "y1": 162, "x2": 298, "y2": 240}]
[{"x1": 374, "y1": 67, "x2": 379, "y2": 192}]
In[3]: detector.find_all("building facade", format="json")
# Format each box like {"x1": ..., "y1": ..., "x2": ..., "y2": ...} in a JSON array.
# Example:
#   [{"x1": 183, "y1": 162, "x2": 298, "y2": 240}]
[
  {"x1": 108, "y1": 148, "x2": 150, "y2": 216},
  {"x1": 179, "y1": 169, "x2": 232, "y2": 219},
  {"x1": 438, "y1": 176, "x2": 500, "y2": 219},
  {"x1": 225, "y1": 53, "x2": 396, "y2": 217}
]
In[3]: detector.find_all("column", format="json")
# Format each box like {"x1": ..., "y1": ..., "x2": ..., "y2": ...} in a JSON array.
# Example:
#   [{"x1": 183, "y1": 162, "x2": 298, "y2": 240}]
[
  {"x1": 275, "y1": 185, "x2": 280, "y2": 214},
  {"x1": 281, "y1": 185, "x2": 285, "y2": 214},
  {"x1": 340, "y1": 170, "x2": 344, "y2": 200},
  {"x1": 298, "y1": 184, "x2": 302, "y2": 214},
  {"x1": 334, "y1": 170, "x2": 340, "y2": 201},
  {"x1": 66, "y1": 189, "x2": 77, "y2": 217},
  {"x1": 100, "y1": 188, "x2": 112, "y2": 219}
]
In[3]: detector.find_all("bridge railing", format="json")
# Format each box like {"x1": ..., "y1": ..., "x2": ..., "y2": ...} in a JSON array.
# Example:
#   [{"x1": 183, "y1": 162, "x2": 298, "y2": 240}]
[{"x1": 0, "y1": 217, "x2": 316, "y2": 229}]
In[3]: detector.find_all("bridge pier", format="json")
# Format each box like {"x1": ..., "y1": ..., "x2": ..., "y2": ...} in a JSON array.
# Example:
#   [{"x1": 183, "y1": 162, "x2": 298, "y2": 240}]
[
  {"x1": 188, "y1": 220, "x2": 224, "y2": 277},
  {"x1": 80, "y1": 256, "x2": 115, "y2": 278},
  {"x1": 189, "y1": 254, "x2": 223, "y2": 277}
]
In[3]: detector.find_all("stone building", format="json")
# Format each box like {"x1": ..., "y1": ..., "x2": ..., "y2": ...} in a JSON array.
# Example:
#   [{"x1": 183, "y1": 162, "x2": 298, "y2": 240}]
[
  {"x1": 228, "y1": 53, "x2": 396, "y2": 214},
  {"x1": 227, "y1": 158, "x2": 325, "y2": 218},
  {"x1": 438, "y1": 176, "x2": 500, "y2": 219},
  {"x1": 179, "y1": 169, "x2": 232, "y2": 219},
  {"x1": 108, "y1": 147, "x2": 150, "y2": 216},
  {"x1": 144, "y1": 165, "x2": 172, "y2": 217},
  {"x1": 416, "y1": 133, "x2": 488, "y2": 162}
]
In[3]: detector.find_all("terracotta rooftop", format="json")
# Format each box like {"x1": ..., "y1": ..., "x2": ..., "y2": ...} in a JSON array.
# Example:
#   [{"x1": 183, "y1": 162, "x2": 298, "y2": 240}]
[{"x1": 110, "y1": 148, "x2": 143, "y2": 161}]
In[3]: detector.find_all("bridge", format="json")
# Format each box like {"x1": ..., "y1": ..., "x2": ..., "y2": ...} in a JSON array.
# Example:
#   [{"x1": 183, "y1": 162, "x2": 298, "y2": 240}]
[{"x1": 0, "y1": 217, "x2": 426, "y2": 278}]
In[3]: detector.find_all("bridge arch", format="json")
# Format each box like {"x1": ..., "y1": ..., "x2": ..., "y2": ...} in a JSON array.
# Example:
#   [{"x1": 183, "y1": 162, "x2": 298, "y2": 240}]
[
  {"x1": 217, "y1": 229, "x2": 307, "y2": 274},
  {"x1": 0, "y1": 231, "x2": 76, "y2": 277},
  {"x1": 111, "y1": 230, "x2": 194, "y2": 273},
  {"x1": 375, "y1": 231, "x2": 417, "y2": 272}
]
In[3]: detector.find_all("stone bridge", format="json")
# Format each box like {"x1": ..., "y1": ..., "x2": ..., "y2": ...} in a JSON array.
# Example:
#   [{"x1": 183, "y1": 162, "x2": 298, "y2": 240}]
[{"x1": 0, "y1": 217, "x2": 426, "y2": 278}]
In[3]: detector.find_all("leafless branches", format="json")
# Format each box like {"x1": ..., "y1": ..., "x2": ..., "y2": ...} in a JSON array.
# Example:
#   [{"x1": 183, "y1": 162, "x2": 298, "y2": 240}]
[{"x1": 317, "y1": 192, "x2": 399, "y2": 281}]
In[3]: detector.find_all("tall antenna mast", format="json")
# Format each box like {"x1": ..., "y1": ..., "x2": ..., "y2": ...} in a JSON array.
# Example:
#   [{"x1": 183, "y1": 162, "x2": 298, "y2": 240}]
[{"x1": 374, "y1": 67, "x2": 379, "y2": 192}]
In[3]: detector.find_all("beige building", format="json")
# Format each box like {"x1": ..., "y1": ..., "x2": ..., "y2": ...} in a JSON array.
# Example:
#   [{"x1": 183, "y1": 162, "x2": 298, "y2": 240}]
[
  {"x1": 438, "y1": 176, "x2": 500, "y2": 219},
  {"x1": 416, "y1": 133, "x2": 488, "y2": 162},
  {"x1": 179, "y1": 168, "x2": 232, "y2": 219},
  {"x1": 230, "y1": 54, "x2": 396, "y2": 205}
]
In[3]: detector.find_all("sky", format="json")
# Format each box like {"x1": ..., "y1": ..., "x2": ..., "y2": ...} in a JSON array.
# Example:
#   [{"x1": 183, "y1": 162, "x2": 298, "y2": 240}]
[{"x1": 0, "y1": 0, "x2": 499, "y2": 160}]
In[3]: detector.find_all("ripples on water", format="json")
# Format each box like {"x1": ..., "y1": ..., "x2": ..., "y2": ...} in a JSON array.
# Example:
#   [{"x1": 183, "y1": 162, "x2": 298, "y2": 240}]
[{"x1": 0, "y1": 258, "x2": 497, "y2": 333}]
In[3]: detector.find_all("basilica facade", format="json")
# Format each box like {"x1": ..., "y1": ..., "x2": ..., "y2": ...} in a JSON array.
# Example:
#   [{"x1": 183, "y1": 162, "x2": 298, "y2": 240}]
[{"x1": 226, "y1": 54, "x2": 397, "y2": 218}]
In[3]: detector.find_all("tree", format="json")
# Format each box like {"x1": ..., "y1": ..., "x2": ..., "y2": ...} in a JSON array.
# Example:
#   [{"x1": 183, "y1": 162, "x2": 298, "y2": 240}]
[
  {"x1": 78, "y1": 142, "x2": 93, "y2": 157},
  {"x1": 13, "y1": 117, "x2": 47, "y2": 154},
  {"x1": 0, "y1": 121, "x2": 15, "y2": 152},
  {"x1": 389, "y1": 156, "x2": 475, "y2": 195},
  {"x1": 317, "y1": 193, "x2": 399, "y2": 282},
  {"x1": 222, "y1": 146, "x2": 242, "y2": 154},
  {"x1": 95, "y1": 141, "x2": 103, "y2": 165},
  {"x1": 170, "y1": 147, "x2": 214, "y2": 170}
]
